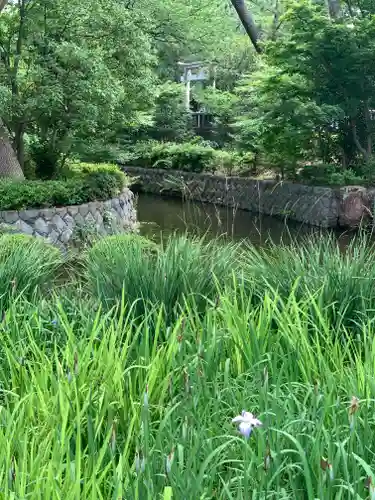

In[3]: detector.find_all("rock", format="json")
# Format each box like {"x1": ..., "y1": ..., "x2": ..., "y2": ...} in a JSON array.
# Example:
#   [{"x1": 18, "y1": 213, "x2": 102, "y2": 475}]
[
  {"x1": 67, "y1": 206, "x2": 79, "y2": 217},
  {"x1": 85, "y1": 212, "x2": 95, "y2": 224},
  {"x1": 63, "y1": 214, "x2": 74, "y2": 228},
  {"x1": 73, "y1": 213, "x2": 85, "y2": 227},
  {"x1": 60, "y1": 228, "x2": 73, "y2": 244},
  {"x1": 14, "y1": 219, "x2": 33, "y2": 235},
  {"x1": 79, "y1": 204, "x2": 89, "y2": 217},
  {"x1": 51, "y1": 214, "x2": 66, "y2": 232},
  {"x1": 48, "y1": 229, "x2": 60, "y2": 244},
  {"x1": 111, "y1": 198, "x2": 120, "y2": 208},
  {"x1": 34, "y1": 217, "x2": 49, "y2": 235},
  {"x1": 95, "y1": 212, "x2": 103, "y2": 227},
  {"x1": 3, "y1": 211, "x2": 19, "y2": 224},
  {"x1": 55, "y1": 207, "x2": 67, "y2": 217},
  {"x1": 19, "y1": 209, "x2": 40, "y2": 221},
  {"x1": 88, "y1": 202, "x2": 98, "y2": 214},
  {"x1": 338, "y1": 186, "x2": 370, "y2": 228},
  {"x1": 39, "y1": 208, "x2": 54, "y2": 221}
]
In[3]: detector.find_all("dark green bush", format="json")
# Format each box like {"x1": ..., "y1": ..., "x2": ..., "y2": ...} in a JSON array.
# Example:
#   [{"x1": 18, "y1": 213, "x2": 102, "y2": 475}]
[
  {"x1": 125, "y1": 141, "x2": 219, "y2": 173},
  {"x1": 298, "y1": 164, "x2": 364, "y2": 186},
  {"x1": 28, "y1": 138, "x2": 63, "y2": 180},
  {"x1": 0, "y1": 163, "x2": 126, "y2": 210}
]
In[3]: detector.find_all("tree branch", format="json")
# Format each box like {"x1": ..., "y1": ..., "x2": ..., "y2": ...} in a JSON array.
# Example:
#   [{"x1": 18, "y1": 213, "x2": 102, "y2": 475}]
[
  {"x1": 351, "y1": 118, "x2": 369, "y2": 159},
  {"x1": 0, "y1": 0, "x2": 8, "y2": 13},
  {"x1": 229, "y1": 0, "x2": 262, "y2": 53}
]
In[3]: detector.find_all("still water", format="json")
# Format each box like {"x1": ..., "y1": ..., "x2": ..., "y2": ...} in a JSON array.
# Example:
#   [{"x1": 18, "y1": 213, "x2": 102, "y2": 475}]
[{"x1": 136, "y1": 193, "x2": 353, "y2": 246}]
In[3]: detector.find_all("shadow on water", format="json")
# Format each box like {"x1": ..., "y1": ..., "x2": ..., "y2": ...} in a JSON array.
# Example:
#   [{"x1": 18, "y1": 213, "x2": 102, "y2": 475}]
[{"x1": 136, "y1": 193, "x2": 357, "y2": 248}]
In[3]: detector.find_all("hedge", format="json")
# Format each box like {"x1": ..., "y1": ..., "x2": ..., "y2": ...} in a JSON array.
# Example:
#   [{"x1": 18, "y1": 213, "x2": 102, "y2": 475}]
[
  {"x1": 0, "y1": 163, "x2": 127, "y2": 211},
  {"x1": 124, "y1": 141, "x2": 219, "y2": 173}
]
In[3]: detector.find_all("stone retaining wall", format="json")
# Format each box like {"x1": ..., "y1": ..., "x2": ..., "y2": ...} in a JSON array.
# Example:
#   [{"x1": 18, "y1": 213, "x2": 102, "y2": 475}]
[
  {"x1": 0, "y1": 188, "x2": 137, "y2": 247},
  {"x1": 123, "y1": 166, "x2": 374, "y2": 228}
]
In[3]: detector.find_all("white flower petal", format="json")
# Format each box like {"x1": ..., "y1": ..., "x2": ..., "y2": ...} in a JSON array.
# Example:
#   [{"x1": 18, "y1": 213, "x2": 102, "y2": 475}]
[
  {"x1": 239, "y1": 422, "x2": 253, "y2": 439},
  {"x1": 232, "y1": 415, "x2": 244, "y2": 423},
  {"x1": 241, "y1": 411, "x2": 254, "y2": 420},
  {"x1": 232, "y1": 410, "x2": 263, "y2": 430},
  {"x1": 250, "y1": 418, "x2": 263, "y2": 427}
]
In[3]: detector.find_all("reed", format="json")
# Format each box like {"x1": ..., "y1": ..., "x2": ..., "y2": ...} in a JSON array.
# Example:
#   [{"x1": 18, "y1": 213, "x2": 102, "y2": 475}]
[{"x1": 0, "y1": 232, "x2": 373, "y2": 498}]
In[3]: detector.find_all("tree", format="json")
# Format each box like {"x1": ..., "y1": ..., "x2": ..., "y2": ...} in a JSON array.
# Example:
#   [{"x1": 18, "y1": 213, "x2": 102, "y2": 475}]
[
  {"x1": 0, "y1": 0, "x2": 155, "y2": 176},
  {"x1": 234, "y1": 67, "x2": 341, "y2": 177},
  {"x1": 233, "y1": 0, "x2": 375, "y2": 178},
  {"x1": 151, "y1": 82, "x2": 192, "y2": 142},
  {"x1": 0, "y1": 0, "x2": 25, "y2": 178}
]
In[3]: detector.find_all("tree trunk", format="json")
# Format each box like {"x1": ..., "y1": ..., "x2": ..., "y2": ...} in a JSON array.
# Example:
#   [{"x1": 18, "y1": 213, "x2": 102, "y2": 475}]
[
  {"x1": 0, "y1": 1, "x2": 25, "y2": 179},
  {"x1": 327, "y1": 0, "x2": 341, "y2": 18},
  {"x1": 350, "y1": 118, "x2": 370, "y2": 162},
  {"x1": 0, "y1": 0, "x2": 8, "y2": 12},
  {"x1": 14, "y1": 123, "x2": 25, "y2": 169},
  {"x1": 1, "y1": 0, "x2": 24, "y2": 179},
  {"x1": 230, "y1": 0, "x2": 262, "y2": 53},
  {"x1": 0, "y1": 120, "x2": 25, "y2": 179}
]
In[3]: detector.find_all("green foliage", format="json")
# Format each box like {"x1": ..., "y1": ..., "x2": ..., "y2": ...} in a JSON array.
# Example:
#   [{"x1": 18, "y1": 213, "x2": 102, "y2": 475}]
[
  {"x1": 0, "y1": 0, "x2": 155, "y2": 173},
  {"x1": 63, "y1": 161, "x2": 126, "y2": 181},
  {"x1": 212, "y1": 150, "x2": 236, "y2": 175},
  {"x1": 0, "y1": 0, "x2": 253, "y2": 174},
  {"x1": 242, "y1": 233, "x2": 375, "y2": 329},
  {"x1": 298, "y1": 164, "x2": 365, "y2": 186},
  {"x1": 234, "y1": 68, "x2": 342, "y2": 177},
  {"x1": 28, "y1": 138, "x2": 64, "y2": 180},
  {"x1": 126, "y1": 141, "x2": 221, "y2": 173},
  {"x1": 196, "y1": 87, "x2": 239, "y2": 146},
  {"x1": 85, "y1": 234, "x2": 238, "y2": 320},
  {"x1": 151, "y1": 82, "x2": 192, "y2": 142},
  {"x1": 230, "y1": 1, "x2": 375, "y2": 181},
  {"x1": 71, "y1": 141, "x2": 123, "y2": 164},
  {"x1": 0, "y1": 234, "x2": 61, "y2": 310},
  {"x1": 0, "y1": 234, "x2": 375, "y2": 496},
  {"x1": 0, "y1": 163, "x2": 126, "y2": 210}
]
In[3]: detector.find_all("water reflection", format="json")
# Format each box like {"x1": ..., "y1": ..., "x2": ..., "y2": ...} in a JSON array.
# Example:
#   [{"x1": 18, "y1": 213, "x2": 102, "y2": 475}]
[{"x1": 136, "y1": 193, "x2": 355, "y2": 247}]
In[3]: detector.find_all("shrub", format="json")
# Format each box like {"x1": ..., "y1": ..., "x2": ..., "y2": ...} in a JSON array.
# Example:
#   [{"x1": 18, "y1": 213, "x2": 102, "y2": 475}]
[
  {"x1": 125, "y1": 141, "x2": 220, "y2": 173},
  {"x1": 298, "y1": 164, "x2": 365, "y2": 186},
  {"x1": 62, "y1": 161, "x2": 125, "y2": 179},
  {"x1": 0, "y1": 163, "x2": 126, "y2": 210},
  {"x1": 0, "y1": 234, "x2": 61, "y2": 310},
  {"x1": 71, "y1": 141, "x2": 122, "y2": 164},
  {"x1": 211, "y1": 150, "x2": 235, "y2": 175}
]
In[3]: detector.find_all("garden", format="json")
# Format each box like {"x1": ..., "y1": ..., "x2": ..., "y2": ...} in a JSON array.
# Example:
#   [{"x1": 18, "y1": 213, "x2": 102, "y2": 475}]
[
  {"x1": 1, "y1": 0, "x2": 375, "y2": 498},
  {"x1": 0, "y1": 232, "x2": 372, "y2": 498}
]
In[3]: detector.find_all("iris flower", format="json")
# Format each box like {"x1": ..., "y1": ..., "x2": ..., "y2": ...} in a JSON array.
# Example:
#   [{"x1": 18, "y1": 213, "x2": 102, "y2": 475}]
[{"x1": 232, "y1": 410, "x2": 262, "y2": 439}]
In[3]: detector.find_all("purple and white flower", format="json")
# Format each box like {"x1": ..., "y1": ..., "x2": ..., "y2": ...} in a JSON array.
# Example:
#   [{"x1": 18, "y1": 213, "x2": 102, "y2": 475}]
[{"x1": 232, "y1": 410, "x2": 262, "y2": 439}]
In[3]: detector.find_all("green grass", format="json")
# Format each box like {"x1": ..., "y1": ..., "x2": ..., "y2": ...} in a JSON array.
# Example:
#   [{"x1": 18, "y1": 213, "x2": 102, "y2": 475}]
[
  {"x1": 85, "y1": 233, "x2": 239, "y2": 322},
  {"x1": 0, "y1": 233, "x2": 62, "y2": 311},
  {"x1": 0, "y1": 232, "x2": 373, "y2": 498}
]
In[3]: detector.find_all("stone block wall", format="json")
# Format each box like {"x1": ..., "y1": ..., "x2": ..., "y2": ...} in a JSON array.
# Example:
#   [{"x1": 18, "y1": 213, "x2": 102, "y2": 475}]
[
  {"x1": 122, "y1": 166, "x2": 374, "y2": 228},
  {"x1": 0, "y1": 188, "x2": 137, "y2": 247},
  {"x1": 123, "y1": 167, "x2": 341, "y2": 227}
]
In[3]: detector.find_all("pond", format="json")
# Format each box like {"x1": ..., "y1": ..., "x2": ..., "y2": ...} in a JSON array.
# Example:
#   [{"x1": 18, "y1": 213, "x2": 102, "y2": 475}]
[{"x1": 136, "y1": 193, "x2": 354, "y2": 246}]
